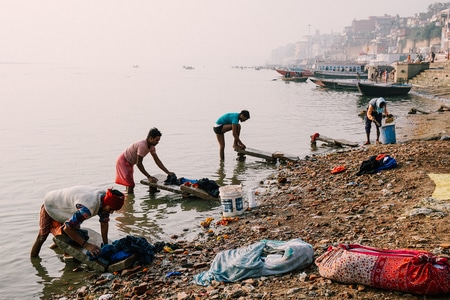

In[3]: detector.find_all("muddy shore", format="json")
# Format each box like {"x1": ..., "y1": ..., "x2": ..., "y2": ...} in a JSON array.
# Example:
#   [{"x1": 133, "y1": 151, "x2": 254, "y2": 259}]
[{"x1": 51, "y1": 95, "x2": 450, "y2": 300}]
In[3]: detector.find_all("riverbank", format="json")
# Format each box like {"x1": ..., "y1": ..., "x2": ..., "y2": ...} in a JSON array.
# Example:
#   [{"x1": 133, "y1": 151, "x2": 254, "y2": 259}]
[{"x1": 50, "y1": 99, "x2": 450, "y2": 300}]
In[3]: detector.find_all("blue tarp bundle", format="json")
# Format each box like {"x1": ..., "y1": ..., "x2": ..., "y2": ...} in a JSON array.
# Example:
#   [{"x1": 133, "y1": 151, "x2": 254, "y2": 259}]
[
  {"x1": 89, "y1": 235, "x2": 156, "y2": 265},
  {"x1": 193, "y1": 238, "x2": 314, "y2": 286}
]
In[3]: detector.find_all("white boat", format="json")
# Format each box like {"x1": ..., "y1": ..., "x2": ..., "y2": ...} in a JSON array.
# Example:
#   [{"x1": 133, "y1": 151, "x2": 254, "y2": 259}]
[{"x1": 312, "y1": 61, "x2": 368, "y2": 79}]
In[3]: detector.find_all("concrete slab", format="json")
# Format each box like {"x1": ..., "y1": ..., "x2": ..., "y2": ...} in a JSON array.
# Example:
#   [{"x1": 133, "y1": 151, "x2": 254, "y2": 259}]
[{"x1": 234, "y1": 147, "x2": 299, "y2": 162}]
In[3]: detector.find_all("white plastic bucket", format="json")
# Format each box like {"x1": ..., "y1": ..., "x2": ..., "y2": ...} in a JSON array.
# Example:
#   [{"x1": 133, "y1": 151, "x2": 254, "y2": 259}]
[{"x1": 219, "y1": 185, "x2": 244, "y2": 217}]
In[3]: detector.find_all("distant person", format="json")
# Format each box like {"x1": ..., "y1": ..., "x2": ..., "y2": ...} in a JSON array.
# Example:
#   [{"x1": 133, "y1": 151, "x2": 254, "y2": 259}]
[
  {"x1": 431, "y1": 51, "x2": 436, "y2": 63},
  {"x1": 374, "y1": 69, "x2": 379, "y2": 82},
  {"x1": 364, "y1": 97, "x2": 389, "y2": 145},
  {"x1": 115, "y1": 128, "x2": 174, "y2": 194},
  {"x1": 213, "y1": 110, "x2": 250, "y2": 161},
  {"x1": 414, "y1": 53, "x2": 422, "y2": 63},
  {"x1": 30, "y1": 186, "x2": 125, "y2": 258}
]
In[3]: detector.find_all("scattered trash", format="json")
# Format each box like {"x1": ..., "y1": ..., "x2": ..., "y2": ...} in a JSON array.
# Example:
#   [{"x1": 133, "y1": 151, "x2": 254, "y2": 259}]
[
  {"x1": 166, "y1": 271, "x2": 181, "y2": 278},
  {"x1": 200, "y1": 217, "x2": 214, "y2": 228},
  {"x1": 100, "y1": 273, "x2": 114, "y2": 280},
  {"x1": 98, "y1": 294, "x2": 114, "y2": 300},
  {"x1": 331, "y1": 165, "x2": 346, "y2": 174}
]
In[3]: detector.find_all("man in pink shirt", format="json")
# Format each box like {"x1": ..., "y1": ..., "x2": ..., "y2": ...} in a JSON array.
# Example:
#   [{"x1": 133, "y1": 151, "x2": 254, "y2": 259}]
[{"x1": 115, "y1": 128, "x2": 174, "y2": 194}]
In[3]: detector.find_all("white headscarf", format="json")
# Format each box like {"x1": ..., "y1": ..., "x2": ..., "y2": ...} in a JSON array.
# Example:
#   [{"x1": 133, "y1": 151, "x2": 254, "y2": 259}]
[{"x1": 375, "y1": 97, "x2": 386, "y2": 113}]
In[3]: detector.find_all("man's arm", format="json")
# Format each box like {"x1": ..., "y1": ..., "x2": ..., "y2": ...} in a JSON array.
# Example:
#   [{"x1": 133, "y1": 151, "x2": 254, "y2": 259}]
[
  {"x1": 136, "y1": 155, "x2": 158, "y2": 182},
  {"x1": 151, "y1": 152, "x2": 173, "y2": 175},
  {"x1": 63, "y1": 206, "x2": 101, "y2": 256},
  {"x1": 366, "y1": 105, "x2": 375, "y2": 121},
  {"x1": 100, "y1": 221, "x2": 108, "y2": 245},
  {"x1": 63, "y1": 224, "x2": 101, "y2": 255},
  {"x1": 232, "y1": 124, "x2": 245, "y2": 148}
]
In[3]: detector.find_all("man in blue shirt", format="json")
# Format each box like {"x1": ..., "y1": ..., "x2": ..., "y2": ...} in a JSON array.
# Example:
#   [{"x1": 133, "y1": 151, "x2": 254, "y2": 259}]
[{"x1": 213, "y1": 110, "x2": 250, "y2": 161}]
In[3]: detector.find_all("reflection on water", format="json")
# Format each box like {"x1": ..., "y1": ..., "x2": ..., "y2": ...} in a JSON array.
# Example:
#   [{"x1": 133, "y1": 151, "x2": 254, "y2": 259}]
[
  {"x1": 1, "y1": 65, "x2": 446, "y2": 299},
  {"x1": 215, "y1": 160, "x2": 248, "y2": 186},
  {"x1": 114, "y1": 186, "x2": 224, "y2": 242},
  {"x1": 31, "y1": 253, "x2": 94, "y2": 297}
]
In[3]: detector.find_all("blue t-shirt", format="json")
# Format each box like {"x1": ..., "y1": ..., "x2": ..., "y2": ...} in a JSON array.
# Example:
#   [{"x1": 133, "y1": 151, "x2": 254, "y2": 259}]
[{"x1": 216, "y1": 113, "x2": 239, "y2": 125}]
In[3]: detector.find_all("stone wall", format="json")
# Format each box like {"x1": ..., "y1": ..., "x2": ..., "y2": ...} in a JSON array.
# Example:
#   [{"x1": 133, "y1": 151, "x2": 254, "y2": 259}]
[{"x1": 401, "y1": 37, "x2": 441, "y2": 54}]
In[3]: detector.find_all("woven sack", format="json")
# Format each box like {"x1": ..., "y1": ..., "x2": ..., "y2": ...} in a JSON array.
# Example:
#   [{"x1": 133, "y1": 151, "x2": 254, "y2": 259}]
[{"x1": 315, "y1": 244, "x2": 450, "y2": 295}]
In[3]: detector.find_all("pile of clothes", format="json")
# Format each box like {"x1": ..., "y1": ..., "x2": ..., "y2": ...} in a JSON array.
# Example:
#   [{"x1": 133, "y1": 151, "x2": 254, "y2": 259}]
[
  {"x1": 88, "y1": 235, "x2": 162, "y2": 265},
  {"x1": 164, "y1": 174, "x2": 220, "y2": 198},
  {"x1": 356, "y1": 154, "x2": 397, "y2": 176}
]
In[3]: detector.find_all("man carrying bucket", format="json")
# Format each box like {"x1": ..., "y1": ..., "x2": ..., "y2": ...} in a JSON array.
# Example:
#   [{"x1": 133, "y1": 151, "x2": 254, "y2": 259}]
[{"x1": 364, "y1": 97, "x2": 390, "y2": 145}]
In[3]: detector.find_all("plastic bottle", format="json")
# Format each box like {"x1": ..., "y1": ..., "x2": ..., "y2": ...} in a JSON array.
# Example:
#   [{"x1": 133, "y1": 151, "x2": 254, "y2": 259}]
[{"x1": 247, "y1": 188, "x2": 256, "y2": 208}]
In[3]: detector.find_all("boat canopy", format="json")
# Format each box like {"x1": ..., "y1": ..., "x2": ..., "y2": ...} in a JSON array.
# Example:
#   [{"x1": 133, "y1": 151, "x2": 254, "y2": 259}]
[{"x1": 319, "y1": 65, "x2": 364, "y2": 72}]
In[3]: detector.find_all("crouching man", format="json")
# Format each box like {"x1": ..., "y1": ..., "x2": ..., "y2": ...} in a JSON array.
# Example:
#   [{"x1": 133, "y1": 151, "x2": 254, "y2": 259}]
[{"x1": 30, "y1": 186, "x2": 124, "y2": 258}]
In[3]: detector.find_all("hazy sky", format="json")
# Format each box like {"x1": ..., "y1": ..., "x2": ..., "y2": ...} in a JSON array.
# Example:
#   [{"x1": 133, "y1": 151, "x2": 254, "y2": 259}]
[{"x1": 0, "y1": 0, "x2": 441, "y2": 67}]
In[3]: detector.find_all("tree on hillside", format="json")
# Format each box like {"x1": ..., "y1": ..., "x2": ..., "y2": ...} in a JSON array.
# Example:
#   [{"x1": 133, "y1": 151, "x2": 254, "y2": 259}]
[
  {"x1": 427, "y1": 2, "x2": 450, "y2": 17},
  {"x1": 410, "y1": 23, "x2": 441, "y2": 42}
]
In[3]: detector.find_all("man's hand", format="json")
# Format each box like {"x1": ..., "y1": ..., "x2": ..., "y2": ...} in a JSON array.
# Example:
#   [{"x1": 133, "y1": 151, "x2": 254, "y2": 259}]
[
  {"x1": 148, "y1": 176, "x2": 158, "y2": 183},
  {"x1": 85, "y1": 242, "x2": 101, "y2": 257},
  {"x1": 234, "y1": 141, "x2": 246, "y2": 150}
]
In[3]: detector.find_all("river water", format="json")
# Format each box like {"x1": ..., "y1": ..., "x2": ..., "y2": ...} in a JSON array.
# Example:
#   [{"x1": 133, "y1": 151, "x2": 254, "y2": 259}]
[{"x1": 0, "y1": 63, "x2": 440, "y2": 299}]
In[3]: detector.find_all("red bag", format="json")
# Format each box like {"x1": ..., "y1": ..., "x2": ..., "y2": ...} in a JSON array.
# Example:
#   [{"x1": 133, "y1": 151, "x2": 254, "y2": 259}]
[{"x1": 315, "y1": 244, "x2": 450, "y2": 295}]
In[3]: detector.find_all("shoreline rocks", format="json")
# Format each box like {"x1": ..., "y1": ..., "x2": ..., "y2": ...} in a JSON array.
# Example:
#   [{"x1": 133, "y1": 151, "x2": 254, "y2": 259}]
[
  {"x1": 50, "y1": 103, "x2": 450, "y2": 300},
  {"x1": 50, "y1": 138, "x2": 450, "y2": 300}
]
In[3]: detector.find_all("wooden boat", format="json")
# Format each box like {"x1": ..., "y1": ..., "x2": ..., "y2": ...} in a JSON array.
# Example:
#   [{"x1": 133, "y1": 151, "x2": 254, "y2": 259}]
[
  {"x1": 312, "y1": 61, "x2": 368, "y2": 79},
  {"x1": 357, "y1": 82, "x2": 412, "y2": 97},
  {"x1": 275, "y1": 67, "x2": 314, "y2": 78},
  {"x1": 310, "y1": 77, "x2": 359, "y2": 90},
  {"x1": 281, "y1": 76, "x2": 309, "y2": 82}
]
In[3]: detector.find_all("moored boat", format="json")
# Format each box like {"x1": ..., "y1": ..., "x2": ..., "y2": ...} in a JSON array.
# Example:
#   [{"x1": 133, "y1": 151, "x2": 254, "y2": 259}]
[
  {"x1": 310, "y1": 77, "x2": 359, "y2": 90},
  {"x1": 357, "y1": 82, "x2": 412, "y2": 97},
  {"x1": 281, "y1": 76, "x2": 309, "y2": 82},
  {"x1": 275, "y1": 67, "x2": 314, "y2": 78},
  {"x1": 312, "y1": 61, "x2": 368, "y2": 79}
]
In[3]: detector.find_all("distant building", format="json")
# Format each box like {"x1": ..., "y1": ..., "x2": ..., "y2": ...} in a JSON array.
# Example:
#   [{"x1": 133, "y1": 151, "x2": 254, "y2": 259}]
[{"x1": 268, "y1": 4, "x2": 450, "y2": 66}]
